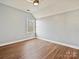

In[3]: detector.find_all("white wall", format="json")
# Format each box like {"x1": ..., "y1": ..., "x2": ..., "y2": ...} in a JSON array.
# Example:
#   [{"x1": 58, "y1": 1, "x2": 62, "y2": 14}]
[
  {"x1": 36, "y1": 9, "x2": 79, "y2": 47},
  {"x1": 0, "y1": 3, "x2": 35, "y2": 44}
]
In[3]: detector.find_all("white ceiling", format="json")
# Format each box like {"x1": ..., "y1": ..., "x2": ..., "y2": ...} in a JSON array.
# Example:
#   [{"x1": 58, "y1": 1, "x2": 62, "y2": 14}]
[{"x1": 0, "y1": 0, "x2": 79, "y2": 18}]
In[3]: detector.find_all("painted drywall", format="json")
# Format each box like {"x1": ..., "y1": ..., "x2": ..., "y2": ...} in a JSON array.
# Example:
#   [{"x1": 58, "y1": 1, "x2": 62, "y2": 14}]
[
  {"x1": 36, "y1": 9, "x2": 79, "y2": 47},
  {"x1": 0, "y1": 3, "x2": 35, "y2": 45}
]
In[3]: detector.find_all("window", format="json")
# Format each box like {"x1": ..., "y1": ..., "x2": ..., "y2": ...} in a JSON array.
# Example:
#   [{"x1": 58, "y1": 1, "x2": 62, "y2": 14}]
[{"x1": 26, "y1": 14, "x2": 36, "y2": 33}]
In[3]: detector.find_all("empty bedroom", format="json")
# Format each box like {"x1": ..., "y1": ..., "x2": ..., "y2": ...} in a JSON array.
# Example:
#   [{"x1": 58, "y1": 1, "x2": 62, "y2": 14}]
[{"x1": 0, "y1": 0, "x2": 79, "y2": 59}]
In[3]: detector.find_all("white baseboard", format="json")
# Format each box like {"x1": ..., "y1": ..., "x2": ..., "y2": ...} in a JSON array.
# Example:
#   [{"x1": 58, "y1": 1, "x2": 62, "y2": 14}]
[
  {"x1": 0, "y1": 37, "x2": 34, "y2": 47},
  {"x1": 1, "y1": 36, "x2": 79, "y2": 50},
  {"x1": 37, "y1": 37, "x2": 79, "y2": 50}
]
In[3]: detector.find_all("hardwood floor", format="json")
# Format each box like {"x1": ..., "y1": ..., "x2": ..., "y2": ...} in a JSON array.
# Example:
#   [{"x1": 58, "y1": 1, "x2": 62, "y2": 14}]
[{"x1": 0, "y1": 38, "x2": 79, "y2": 59}]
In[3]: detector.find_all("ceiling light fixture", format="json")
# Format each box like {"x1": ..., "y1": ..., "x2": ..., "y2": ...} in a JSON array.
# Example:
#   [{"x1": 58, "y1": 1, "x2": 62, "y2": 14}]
[
  {"x1": 33, "y1": 0, "x2": 39, "y2": 6},
  {"x1": 26, "y1": 0, "x2": 39, "y2": 6}
]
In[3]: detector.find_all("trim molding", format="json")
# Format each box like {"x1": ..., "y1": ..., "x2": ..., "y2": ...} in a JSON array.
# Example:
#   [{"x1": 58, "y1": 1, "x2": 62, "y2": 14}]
[
  {"x1": 37, "y1": 37, "x2": 79, "y2": 50},
  {"x1": 0, "y1": 37, "x2": 35, "y2": 47},
  {"x1": 0, "y1": 2, "x2": 28, "y2": 14},
  {"x1": 1, "y1": 36, "x2": 79, "y2": 50}
]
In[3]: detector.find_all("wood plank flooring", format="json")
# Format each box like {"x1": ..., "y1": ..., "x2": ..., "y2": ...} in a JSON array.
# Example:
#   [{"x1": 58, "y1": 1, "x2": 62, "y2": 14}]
[{"x1": 0, "y1": 38, "x2": 79, "y2": 59}]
